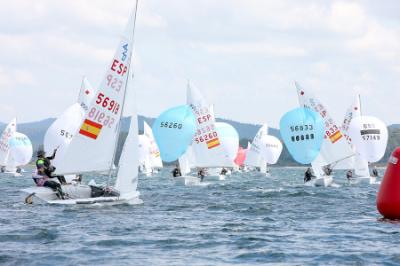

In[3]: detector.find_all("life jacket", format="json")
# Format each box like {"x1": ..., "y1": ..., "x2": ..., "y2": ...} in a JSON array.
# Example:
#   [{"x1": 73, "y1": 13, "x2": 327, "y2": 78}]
[{"x1": 32, "y1": 170, "x2": 48, "y2": 187}]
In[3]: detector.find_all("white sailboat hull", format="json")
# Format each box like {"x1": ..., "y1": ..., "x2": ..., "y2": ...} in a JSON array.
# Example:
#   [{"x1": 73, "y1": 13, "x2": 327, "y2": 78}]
[
  {"x1": 21, "y1": 184, "x2": 142, "y2": 205},
  {"x1": 348, "y1": 176, "x2": 377, "y2": 185},
  {"x1": 174, "y1": 175, "x2": 201, "y2": 186},
  {"x1": 312, "y1": 176, "x2": 333, "y2": 187}
]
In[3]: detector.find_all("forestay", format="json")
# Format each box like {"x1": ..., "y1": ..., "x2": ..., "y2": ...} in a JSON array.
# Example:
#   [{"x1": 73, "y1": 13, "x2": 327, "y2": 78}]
[
  {"x1": 56, "y1": 13, "x2": 136, "y2": 175},
  {"x1": 187, "y1": 83, "x2": 233, "y2": 167}
]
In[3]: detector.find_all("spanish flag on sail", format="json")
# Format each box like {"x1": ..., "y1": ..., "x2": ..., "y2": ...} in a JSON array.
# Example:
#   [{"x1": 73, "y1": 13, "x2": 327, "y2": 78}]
[
  {"x1": 329, "y1": 130, "x2": 342, "y2": 144},
  {"x1": 206, "y1": 138, "x2": 220, "y2": 149},
  {"x1": 79, "y1": 119, "x2": 102, "y2": 140}
]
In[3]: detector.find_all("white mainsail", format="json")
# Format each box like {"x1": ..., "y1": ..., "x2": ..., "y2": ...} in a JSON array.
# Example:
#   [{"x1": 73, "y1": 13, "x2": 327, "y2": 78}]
[
  {"x1": 56, "y1": 12, "x2": 136, "y2": 175},
  {"x1": 78, "y1": 76, "x2": 96, "y2": 112},
  {"x1": 295, "y1": 82, "x2": 354, "y2": 176},
  {"x1": 179, "y1": 146, "x2": 195, "y2": 175},
  {"x1": 187, "y1": 83, "x2": 233, "y2": 168},
  {"x1": 245, "y1": 124, "x2": 268, "y2": 169},
  {"x1": 138, "y1": 134, "x2": 151, "y2": 173},
  {"x1": 0, "y1": 118, "x2": 17, "y2": 166},
  {"x1": 143, "y1": 121, "x2": 163, "y2": 168},
  {"x1": 337, "y1": 95, "x2": 369, "y2": 176}
]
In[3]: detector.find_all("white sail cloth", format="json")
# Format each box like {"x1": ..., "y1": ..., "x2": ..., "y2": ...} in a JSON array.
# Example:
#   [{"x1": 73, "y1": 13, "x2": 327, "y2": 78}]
[{"x1": 143, "y1": 121, "x2": 163, "y2": 168}]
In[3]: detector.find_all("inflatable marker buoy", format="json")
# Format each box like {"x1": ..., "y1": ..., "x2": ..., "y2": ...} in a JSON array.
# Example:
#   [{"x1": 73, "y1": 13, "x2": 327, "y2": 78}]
[{"x1": 377, "y1": 148, "x2": 400, "y2": 219}]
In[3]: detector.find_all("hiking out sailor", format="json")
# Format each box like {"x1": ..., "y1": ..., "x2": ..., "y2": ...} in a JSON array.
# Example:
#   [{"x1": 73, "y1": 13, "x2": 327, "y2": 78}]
[
  {"x1": 304, "y1": 167, "x2": 314, "y2": 183},
  {"x1": 172, "y1": 165, "x2": 181, "y2": 177},
  {"x1": 372, "y1": 166, "x2": 379, "y2": 177},
  {"x1": 346, "y1": 170, "x2": 353, "y2": 180},
  {"x1": 32, "y1": 164, "x2": 65, "y2": 199},
  {"x1": 36, "y1": 149, "x2": 66, "y2": 184}
]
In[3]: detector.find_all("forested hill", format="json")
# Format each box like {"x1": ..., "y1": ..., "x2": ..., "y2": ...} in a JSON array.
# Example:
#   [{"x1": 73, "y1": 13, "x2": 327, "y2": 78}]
[{"x1": 1, "y1": 117, "x2": 398, "y2": 166}]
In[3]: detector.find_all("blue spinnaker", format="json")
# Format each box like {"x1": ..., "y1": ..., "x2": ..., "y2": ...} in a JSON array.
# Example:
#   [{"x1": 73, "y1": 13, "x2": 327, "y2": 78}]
[
  {"x1": 152, "y1": 105, "x2": 196, "y2": 162},
  {"x1": 280, "y1": 108, "x2": 324, "y2": 164}
]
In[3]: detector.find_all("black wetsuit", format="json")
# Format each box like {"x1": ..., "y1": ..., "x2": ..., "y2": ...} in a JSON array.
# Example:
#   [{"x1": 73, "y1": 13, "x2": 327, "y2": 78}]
[
  {"x1": 346, "y1": 171, "x2": 353, "y2": 180},
  {"x1": 220, "y1": 168, "x2": 228, "y2": 175},
  {"x1": 36, "y1": 150, "x2": 66, "y2": 184},
  {"x1": 304, "y1": 170, "x2": 313, "y2": 183},
  {"x1": 372, "y1": 169, "x2": 379, "y2": 177},
  {"x1": 172, "y1": 168, "x2": 181, "y2": 177}
]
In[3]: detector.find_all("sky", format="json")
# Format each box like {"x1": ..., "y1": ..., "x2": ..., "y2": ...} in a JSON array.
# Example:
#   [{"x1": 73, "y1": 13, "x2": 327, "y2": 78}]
[{"x1": 0, "y1": 0, "x2": 399, "y2": 128}]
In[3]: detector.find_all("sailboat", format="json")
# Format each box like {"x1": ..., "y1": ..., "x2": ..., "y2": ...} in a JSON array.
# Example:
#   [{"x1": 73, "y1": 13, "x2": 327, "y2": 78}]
[
  {"x1": 186, "y1": 82, "x2": 236, "y2": 181},
  {"x1": 345, "y1": 97, "x2": 388, "y2": 184},
  {"x1": 259, "y1": 133, "x2": 283, "y2": 175},
  {"x1": 0, "y1": 118, "x2": 33, "y2": 176},
  {"x1": 296, "y1": 82, "x2": 354, "y2": 187},
  {"x1": 22, "y1": 3, "x2": 142, "y2": 205},
  {"x1": 245, "y1": 125, "x2": 268, "y2": 174},
  {"x1": 143, "y1": 121, "x2": 163, "y2": 174},
  {"x1": 138, "y1": 134, "x2": 152, "y2": 176}
]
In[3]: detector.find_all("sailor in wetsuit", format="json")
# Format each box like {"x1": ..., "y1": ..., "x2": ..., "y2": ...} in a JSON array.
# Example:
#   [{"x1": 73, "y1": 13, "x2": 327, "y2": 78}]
[
  {"x1": 36, "y1": 149, "x2": 66, "y2": 184},
  {"x1": 346, "y1": 170, "x2": 353, "y2": 181},
  {"x1": 172, "y1": 165, "x2": 182, "y2": 177},
  {"x1": 198, "y1": 168, "x2": 205, "y2": 182},
  {"x1": 304, "y1": 167, "x2": 315, "y2": 183},
  {"x1": 372, "y1": 166, "x2": 379, "y2": 178}
]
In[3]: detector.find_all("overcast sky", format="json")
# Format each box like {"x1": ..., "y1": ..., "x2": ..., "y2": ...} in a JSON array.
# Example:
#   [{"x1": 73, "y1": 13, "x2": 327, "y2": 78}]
[{"x1": 1, "y1": 0, "x2": 399, "y2": 128}]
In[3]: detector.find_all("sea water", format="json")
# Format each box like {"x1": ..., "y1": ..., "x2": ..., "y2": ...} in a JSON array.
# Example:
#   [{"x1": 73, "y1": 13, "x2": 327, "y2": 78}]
[{"x1": 1, "y1": 167, "x2": 399, "y2": 265}]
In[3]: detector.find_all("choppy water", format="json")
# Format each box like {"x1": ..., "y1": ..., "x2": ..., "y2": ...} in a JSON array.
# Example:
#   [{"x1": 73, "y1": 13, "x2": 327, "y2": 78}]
[{"x1": 1, "y1": 167, "x2": 400, "y2": 265}]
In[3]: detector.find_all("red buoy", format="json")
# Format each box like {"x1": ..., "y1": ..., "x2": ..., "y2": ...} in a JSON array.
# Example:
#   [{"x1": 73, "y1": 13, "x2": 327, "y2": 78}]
[{"x1": 377, "y1": 147, "x2": 400, "y2": 219}]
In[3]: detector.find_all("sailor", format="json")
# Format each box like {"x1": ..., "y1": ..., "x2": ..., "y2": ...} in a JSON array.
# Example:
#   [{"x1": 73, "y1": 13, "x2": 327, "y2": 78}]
[
  {"x1": 36, "y1": 149, "x2": 66, "y2": 184},
  {"x1": 220, "y1": 168, "x2": 228, "y2": 175},
  {"x1": 346, "y1": 170, "x2": 353, "y2": 180},
  {"x1": 372, "y1": 166, "x2": 379, "y2": 177},
  {"x1": 198, "y1": 168, "x2": 205, "y2": 182},
  {"x1": 304, "y1": 167, "x2": 314, "y2": 183},
  {"x1": 32, "y1": 165, "x2": 64, "y2": 199},
  {"x1": 16, "y1": 167, "x2": 22, "y2": 174},
  {"x1": 0, "y1": 166, "x2": 5, "y2": 173},
  {"x1": 324, "y1": 165, "x2": 333, "y2": 176},
  {"x1": 172, "y1": 165, "x2": 181, "y2": 177}
]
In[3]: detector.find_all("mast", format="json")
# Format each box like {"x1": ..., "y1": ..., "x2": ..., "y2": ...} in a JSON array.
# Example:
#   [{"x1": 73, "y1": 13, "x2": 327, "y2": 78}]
[{"x1": 107, "y1": 0, "x2": 139, "y2": 184}]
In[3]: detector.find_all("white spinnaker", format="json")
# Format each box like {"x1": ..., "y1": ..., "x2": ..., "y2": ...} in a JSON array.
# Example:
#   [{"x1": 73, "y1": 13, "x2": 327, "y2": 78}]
[
  {"x1": 56, "y1": 11, "x2": 136, "y2": 175},
  {"x1": 115, "y1": 115, "x2": 139, "y2": 195},
  {"x1": 347, "y1": 116, "x2": 388, "y2": 163},
  {"x1": 215, "y1": 122, "x2": 240, "y2": 162},
  {"x1": 245, "y1": 124, "x2": 268, "y2": 167},
  {"x1": 260, "y1": 135, "x2": 283, "y2": 164},
  {"x1": 187, "y1": 83, "x2": 233, "y2": 167},
  {"x1": 78, "y1": 76, "x2": 96, "y2": 112},
  {"x1": 0, "y1": 118, "x2": 17, "y2": 166},
  {"x1": 9, "y1": 132, "x2": 33, "y2": 167},
  {"x1": 296, "y1": 82, "x2": 354, "y2": 173},
  {"x1": 143, "y1": 121, "x2": 163, "y2": 168},
  {"x1": 44, "y1": 103, "x2": 85, "y2": 168}
]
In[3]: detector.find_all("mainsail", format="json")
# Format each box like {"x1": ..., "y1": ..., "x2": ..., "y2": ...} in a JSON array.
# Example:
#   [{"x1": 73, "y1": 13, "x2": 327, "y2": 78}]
[
  {"x1": 245, "y1": 124, "x2": 268, "y2": 168},
  {"x1": 56, "y1": 7, "x2": 137, "y2": 175},
  {"x1": 187, "y1": 83, "x2": 233, "y2": 168},
  {"x1": 295, "y1": 82, "x2": 354, "y2": 174}
]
